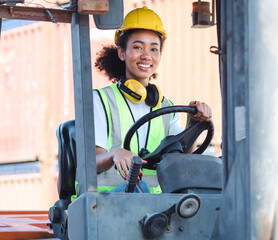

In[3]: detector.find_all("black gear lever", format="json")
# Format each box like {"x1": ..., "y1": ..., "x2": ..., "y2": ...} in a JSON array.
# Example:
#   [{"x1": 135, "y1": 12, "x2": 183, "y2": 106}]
[{"x1": 125, "y1": 156, "x2": 142, "y2": 193}]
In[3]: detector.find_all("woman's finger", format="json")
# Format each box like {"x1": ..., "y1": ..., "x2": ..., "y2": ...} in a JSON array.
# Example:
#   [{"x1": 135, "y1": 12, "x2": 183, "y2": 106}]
[
  {"x1": 120, "y1": 159, "x2": 129, "y2": 177},
  {"x1": 115, "y1": 162, "x2": 125, "y2": 179},
  {"x1": 141, "y1": 159, "x2": 148, "y2": 164}
]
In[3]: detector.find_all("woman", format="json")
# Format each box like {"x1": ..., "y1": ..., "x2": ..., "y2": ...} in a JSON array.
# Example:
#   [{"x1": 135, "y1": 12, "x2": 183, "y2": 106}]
[{"x1": 93, "y1": 6, "x2": 212, "y2": 193}]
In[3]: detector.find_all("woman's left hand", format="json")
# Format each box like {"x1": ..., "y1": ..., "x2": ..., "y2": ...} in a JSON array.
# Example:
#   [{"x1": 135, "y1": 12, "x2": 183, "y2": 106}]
[{"x1": 189, "y1": 101, "x2": 212, "y2": 122}]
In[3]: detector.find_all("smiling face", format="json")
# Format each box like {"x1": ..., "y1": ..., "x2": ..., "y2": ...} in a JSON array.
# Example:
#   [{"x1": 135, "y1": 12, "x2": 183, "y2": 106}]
[{"x1": 117, "y1": 30, "x2": 162, "y2": 87}]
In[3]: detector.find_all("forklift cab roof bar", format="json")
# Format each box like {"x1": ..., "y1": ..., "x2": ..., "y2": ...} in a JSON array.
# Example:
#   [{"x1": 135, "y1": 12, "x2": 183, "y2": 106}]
[{"x1": 71, "y1": 11, "x2": 98, "y2": 194}]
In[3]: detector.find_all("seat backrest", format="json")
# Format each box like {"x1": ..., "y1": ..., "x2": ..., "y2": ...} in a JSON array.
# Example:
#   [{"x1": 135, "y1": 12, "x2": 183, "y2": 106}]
[{"x1": 56, "y1": 120, "x2": 76, "y2": 200}]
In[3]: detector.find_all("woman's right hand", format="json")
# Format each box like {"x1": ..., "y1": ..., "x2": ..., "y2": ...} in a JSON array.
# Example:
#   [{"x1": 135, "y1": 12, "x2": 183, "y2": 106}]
[{"x1": 112, "y1": 148, "x2": 147, "y2": 179}]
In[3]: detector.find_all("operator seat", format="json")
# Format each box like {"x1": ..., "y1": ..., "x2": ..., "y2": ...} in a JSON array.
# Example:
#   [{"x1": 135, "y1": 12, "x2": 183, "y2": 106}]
[{"x1": 56, "y1": 120, "x2": 77, "y2": 200}]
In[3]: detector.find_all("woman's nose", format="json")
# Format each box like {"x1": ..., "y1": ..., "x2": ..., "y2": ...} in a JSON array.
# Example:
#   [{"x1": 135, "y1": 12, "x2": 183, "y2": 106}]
[{"x1": 141, "y1": 49, "x2": 151, "y2": 60}]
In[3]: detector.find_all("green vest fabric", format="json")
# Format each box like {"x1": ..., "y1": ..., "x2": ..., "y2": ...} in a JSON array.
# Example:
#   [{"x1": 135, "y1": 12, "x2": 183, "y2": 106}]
[{"x1": 96, "y1": 83, "x2": 173, "y2": 193}]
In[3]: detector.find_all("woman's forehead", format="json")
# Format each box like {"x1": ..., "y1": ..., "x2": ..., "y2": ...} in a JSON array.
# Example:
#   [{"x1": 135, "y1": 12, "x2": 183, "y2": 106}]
[{"x1": 127, "y1": 30, "x2": 161, "y2": 44}]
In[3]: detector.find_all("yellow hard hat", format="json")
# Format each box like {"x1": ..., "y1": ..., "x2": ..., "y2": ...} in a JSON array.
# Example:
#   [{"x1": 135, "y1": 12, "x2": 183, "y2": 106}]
[{"x1": 115, "y1": 6, "x2": 167, "y2": 45}]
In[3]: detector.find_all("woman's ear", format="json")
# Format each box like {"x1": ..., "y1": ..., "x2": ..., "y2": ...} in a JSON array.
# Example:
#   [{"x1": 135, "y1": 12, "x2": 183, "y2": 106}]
[{"x1": 117, "y1": 47, "x2": 125, "y2": 61}]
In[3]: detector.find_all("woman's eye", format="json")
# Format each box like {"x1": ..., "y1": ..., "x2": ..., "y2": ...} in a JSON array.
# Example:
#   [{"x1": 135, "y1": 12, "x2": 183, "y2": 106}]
[
  {"x1": 133, "y1": 46, "x2": 142, "y2": 50},
  {"x1": 151, "y1": 48, "x2": 159, "y2": 52}
]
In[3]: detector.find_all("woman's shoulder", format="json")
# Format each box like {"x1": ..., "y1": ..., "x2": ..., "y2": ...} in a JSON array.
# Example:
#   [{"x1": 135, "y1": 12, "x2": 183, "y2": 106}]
[{"x1": 94, "y1": 83, "x2": 118, "y2": 92}]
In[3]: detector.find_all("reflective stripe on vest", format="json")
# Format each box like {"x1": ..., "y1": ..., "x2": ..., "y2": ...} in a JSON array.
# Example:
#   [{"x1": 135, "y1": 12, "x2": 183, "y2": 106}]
[{"x1": 96, "y1": 83, "x2": 173, "y2": 193}]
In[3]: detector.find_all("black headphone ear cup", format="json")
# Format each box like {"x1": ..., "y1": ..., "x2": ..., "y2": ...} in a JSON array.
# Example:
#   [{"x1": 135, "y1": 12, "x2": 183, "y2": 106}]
[{"x1": 145, "y1": 84, "x2": 161, "y2": 108}]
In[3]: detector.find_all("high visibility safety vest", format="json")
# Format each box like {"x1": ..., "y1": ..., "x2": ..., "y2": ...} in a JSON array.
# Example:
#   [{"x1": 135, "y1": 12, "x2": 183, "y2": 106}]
[{"x1": 96, "y1": 83, "x2": 173, "y2": 193}]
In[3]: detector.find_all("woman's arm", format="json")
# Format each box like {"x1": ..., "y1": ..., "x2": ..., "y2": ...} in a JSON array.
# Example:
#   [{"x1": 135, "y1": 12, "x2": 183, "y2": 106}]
[{"x1": 96, "y1": 146, "x2": 114, "y2": 174}]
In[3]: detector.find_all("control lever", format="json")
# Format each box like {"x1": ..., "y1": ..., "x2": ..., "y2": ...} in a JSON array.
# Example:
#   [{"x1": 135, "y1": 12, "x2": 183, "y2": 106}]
[{"x1": 125, "y1": 156, "x2": 142, "y2": 193}]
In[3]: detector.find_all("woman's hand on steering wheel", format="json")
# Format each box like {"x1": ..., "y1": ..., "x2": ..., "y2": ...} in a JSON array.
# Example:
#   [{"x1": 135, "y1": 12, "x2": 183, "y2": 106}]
[
  {"x1": 112, "y1": 148, "x2": 147, "y2": 179},
  {"x1": 189, "y1": 101, "x2": 212, "y2": 122}
]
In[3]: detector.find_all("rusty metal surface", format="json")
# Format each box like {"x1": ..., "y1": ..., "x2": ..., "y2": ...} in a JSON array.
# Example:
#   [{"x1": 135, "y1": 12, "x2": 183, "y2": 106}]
[
  {"x1": 0, "y1": 210, "x2": 54, "y2": 239},
  {"x1": 0, "y1": 5, "x2": 73, "y2": 23},
  {"x1": 78, "y1": 0, "x2": 109, "y2": 14}
]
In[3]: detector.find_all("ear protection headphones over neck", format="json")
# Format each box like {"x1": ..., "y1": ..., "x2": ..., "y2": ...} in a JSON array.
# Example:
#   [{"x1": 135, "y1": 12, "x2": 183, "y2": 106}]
[{"x1": 118, "y1": 79, "x2": 163, "y2": 108}]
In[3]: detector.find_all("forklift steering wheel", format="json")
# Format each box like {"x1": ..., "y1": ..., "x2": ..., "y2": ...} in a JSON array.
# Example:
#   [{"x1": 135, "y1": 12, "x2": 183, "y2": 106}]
[{"x1": 123, "y1": 106, "x2": 214, "y2": 170}]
